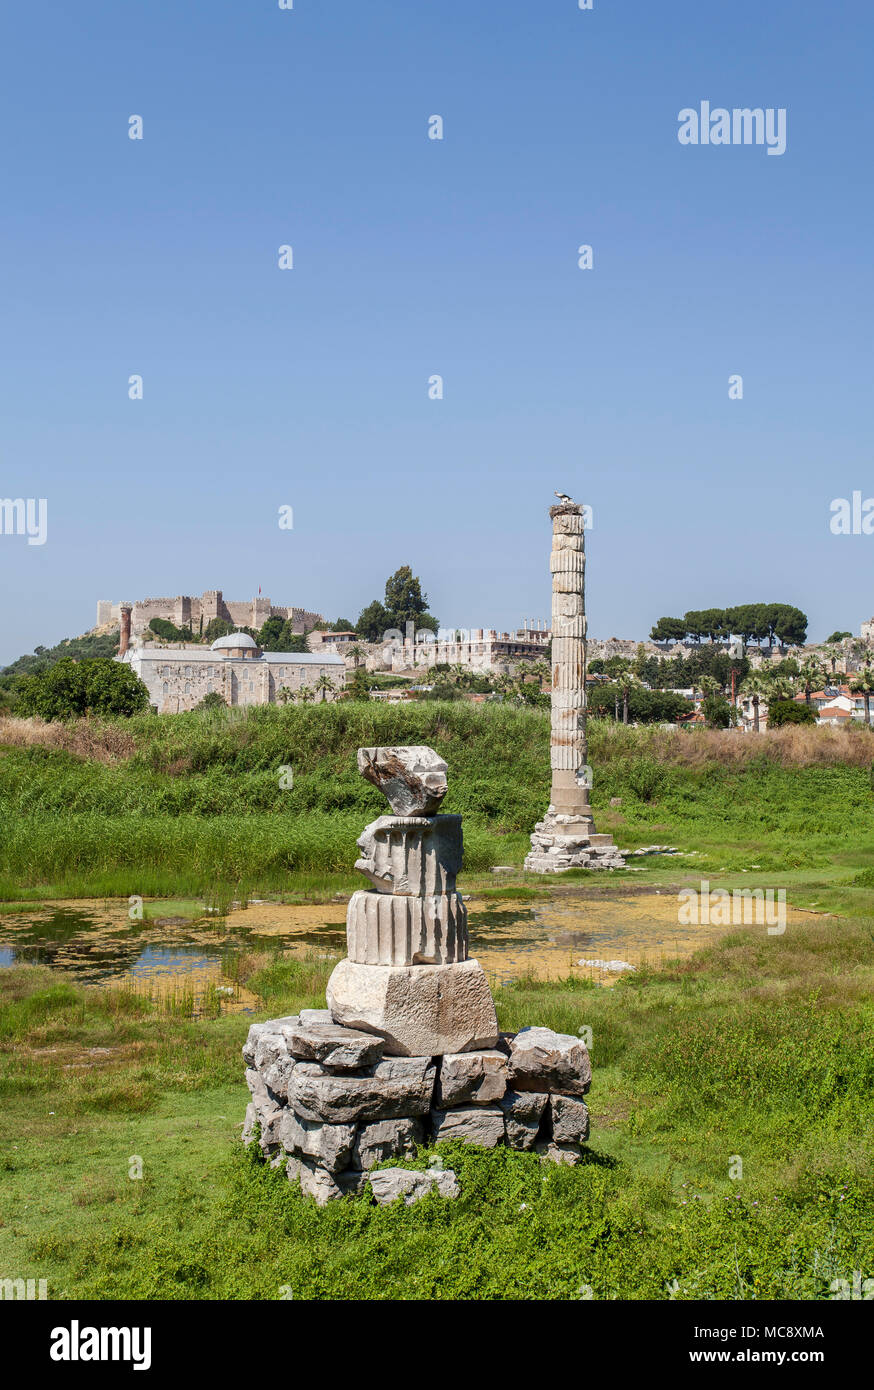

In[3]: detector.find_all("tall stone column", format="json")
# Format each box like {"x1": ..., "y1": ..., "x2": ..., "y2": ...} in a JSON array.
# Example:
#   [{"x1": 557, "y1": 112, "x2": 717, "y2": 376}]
[
  {"x1": 524, "y1": 501, "x2": 625, "y2": 872},
  {"x1": 118, "y1": 603, "x2": 132, "y2": 657},
  {"x1": 548, "y1": 503, "x2": 593, "y2": 825}
]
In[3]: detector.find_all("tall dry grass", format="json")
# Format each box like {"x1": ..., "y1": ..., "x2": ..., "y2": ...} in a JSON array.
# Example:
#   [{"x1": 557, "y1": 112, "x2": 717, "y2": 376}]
[
  {"x1": 0, "y1": 716, "x2": 135, "y2": 763},
  {"x1": 2, "y1": 707, "x2": 872, "y2": 771},
  {"x1": 590, "y1": 720, "x2": 874, "y2": 769}
]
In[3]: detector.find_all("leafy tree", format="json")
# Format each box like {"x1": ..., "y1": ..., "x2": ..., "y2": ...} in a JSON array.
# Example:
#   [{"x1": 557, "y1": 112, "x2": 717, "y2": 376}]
[
  {"x1": 2, "y1": 631, "x2": 121, "y2": 678},
  {"x1": 15, "y1": 658, "x2": 150, "y2": 720},
  {"x1": 771, "y1": 604, "x2": 808, "y2": 647},
  {"x1": 345, "y1": 666, "x2": 371, "y2": 701},
  {"x1": 825, "y1": 631, "x2": 852, "y2": 644},
  {"x1": 331, "y1": 618, "x2": 355, "y2": 632},
  {"x1": 768, "y1": 698, "x2": 816, "y2": 727},
  {"x1": 148, "y1": 617, "x2": 198, "y2": 643},
  {"x1": 356, "y1": 600, "x2": 390, "y2": 643},
  {"x1": 588, "y1": 684, "x2": 691, "y2": 724},
  {"x1": 650, "y1": 617, "x2": 687, "y2": 643},
  {"x1": 256, "y1": 616, "x2": 286, "y2": 649},
  {"x1": 384, "y1": 566, "x2": 429, "y2": 626},
  {"x1": 702, "y1": 693, "x2": 732, "y2": 728},
  {"x1": 203, "y1": 617, "x2": 236, "y2": 643},
  {"x1": 193, "y1": 690, "x2": 227, "y2": 711}
]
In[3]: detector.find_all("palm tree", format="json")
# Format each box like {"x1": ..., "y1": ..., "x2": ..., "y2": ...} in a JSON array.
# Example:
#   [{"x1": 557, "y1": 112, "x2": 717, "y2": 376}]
[
  {"x1": 739, "y1": 672, "x2": 770, "y2": 733},
  {"x1": 850, "y1": 667, "x2": 874, "y2": 727},
  {"x1": 298, "y1": 687, "x2": 316, "y2": 704},
  {"x1": 315, "y1": 675, "x2": 335, "y2": 703},
  {"x1": 798, "y1": 657, "x2": 826, "y2": 708},
  {"x1": 348, "y1": 644, "x2": 364, "y2": 670},
  {"x1": 530, "y1": 659, "x2": 551, "y2": 692}
]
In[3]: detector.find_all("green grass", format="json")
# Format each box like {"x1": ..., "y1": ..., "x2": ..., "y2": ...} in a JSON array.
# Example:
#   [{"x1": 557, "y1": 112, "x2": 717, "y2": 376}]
[
  {"x1": 3, "y1": 705, "x2": 874, "y2": 912},
  {"x1": 1, "y1": 914, "x2": 872, "y2": 1300}
]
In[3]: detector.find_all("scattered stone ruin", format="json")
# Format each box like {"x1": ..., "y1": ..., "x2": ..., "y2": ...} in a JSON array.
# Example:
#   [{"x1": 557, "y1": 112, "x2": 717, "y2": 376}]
[
  {"x1": 242, "y1": 745, "x2": 593, "y2": 1204},
  {"x1": 524, "y1": 500, "x2": 625, "y2": 871}
]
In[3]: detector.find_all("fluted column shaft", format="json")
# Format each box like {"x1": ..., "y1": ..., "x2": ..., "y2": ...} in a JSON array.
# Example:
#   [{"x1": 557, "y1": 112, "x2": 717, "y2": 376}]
[{"x1": 549, "y1": 505, "x2": 592, "y2": 820}]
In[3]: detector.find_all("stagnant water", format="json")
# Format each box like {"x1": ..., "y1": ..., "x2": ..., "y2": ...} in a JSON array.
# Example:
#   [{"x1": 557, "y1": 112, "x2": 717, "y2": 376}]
[{"x1": 0, "y1": 892, "x2": 816, "y2": 1016}]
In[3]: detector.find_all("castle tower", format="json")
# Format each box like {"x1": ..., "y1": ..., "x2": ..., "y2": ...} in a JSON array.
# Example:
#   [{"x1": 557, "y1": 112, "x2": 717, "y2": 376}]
[{"x1": 524, "y1": 500, "x2": 625, "y2": 872}]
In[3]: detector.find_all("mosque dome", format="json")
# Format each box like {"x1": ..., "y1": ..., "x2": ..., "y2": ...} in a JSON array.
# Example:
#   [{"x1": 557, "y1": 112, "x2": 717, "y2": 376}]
[{"x1": 210, "y1": 631, "x2": 260, "y2": 654}]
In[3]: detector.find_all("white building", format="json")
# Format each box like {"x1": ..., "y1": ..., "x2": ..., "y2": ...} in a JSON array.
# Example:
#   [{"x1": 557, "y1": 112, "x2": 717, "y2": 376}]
[{"x1": 116, "y1": 632, "x2": 346, "y2": 712}]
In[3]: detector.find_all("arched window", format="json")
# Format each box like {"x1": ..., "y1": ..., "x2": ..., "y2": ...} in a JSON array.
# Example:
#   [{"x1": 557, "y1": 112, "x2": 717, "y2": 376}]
[
  {"x1": 185, "y1": 681, "x2": 191, "y2": 694},
  {"x1": 185, "y1": 666, "x2": 191, "y2": 677},
  {"x1": 162, "y1": 682, "x2": 169, "y2": 696}
]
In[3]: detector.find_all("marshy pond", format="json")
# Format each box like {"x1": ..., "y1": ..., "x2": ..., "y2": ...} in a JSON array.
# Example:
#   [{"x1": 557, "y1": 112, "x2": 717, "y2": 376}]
[{"x1": 0, "y1": 890, "x2": 818, "y2": 1016}]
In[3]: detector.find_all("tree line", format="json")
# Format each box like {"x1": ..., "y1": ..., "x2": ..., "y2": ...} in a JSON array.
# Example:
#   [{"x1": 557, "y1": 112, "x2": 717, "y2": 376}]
[{"x1": 650, "y1": 603, "x2": 807, "y2": 647}]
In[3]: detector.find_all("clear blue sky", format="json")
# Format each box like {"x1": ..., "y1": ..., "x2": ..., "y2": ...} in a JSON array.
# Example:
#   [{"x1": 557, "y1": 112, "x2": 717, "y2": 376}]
[{"x1": 1, "y1": 0, "x2": 872, "y2": 663}]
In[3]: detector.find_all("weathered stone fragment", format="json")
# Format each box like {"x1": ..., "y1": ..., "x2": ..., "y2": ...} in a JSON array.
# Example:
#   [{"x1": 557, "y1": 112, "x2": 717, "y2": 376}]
[
  {"x1": 262, "y1": 1056, "x2": 296, "y2": 1101},
  {"x1": 352, "y1": 1116, "x2": 424, "y2": 1171},
  {"x1": 279, "y1": 1110, "x2": 356, "y2": 1172},
  {"x1": 357, "y1": 746, "x2": 448, "y2": 816},
  {"x1": 288, "y1": 1056, "x2": 436, "y2": 1124},
  {"x1": 353, "y1": 815, "x2": 462, "y2": 897},
  {"x1": 346, "y1": 887, "x2": 468, "y2": 966},
  {"x1": 548, "y1": 1094, "x2": 590, "y2": 1145},
  {"x1": 508, "y1": 1027, "x2": 591, "y2": 1096},
  {"x1": 242, "y1": 1015, "x2": 300, "y2": 1066},
  {"x1": 535, "y1": 1140, "x2": 583, "y2": 1166},
  {"x1": 286, "y1": 1156, "x2": 346, "y2": 1206},
  {"x1": 299, "y1": 1008, "x2": 333, "y2": 1025},
  {"x1": 430, "y1": 1106, "x2": 505, "y2": 1148},
  {"x1": 368, "y1": 1166, "x2": 460, "y2": 1206},
  {"x1": 245, "y1": 1067, "x2": 285, "y2": 1141},
  {"x1": 436, "y1": 1050, "x2": 508, "y2": 1107},
  {"x1": 500, "y1": 1089, "x2": 548, "y2": 1149},
  {"x1": 254, "y1": 1031, "x2": 291, "y2": 1073},
  {"x1": 281, "y1": 1020, "x2": 384, "y2": 1071},
  {"x1": 327, "y1": 957, "x2": 499, "y2": 1057}
]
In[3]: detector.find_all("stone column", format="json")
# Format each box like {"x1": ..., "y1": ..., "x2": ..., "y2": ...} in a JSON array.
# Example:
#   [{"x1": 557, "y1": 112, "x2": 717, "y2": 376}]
[
  {"x1": 548, "y1": 503, "x2": 593, "y2": 826},
  {"x1": 118, "y1": 603, "x2": 132, "y2": 656},
  {"x1": 524, "y1": 502, "x2": 625, "y2": 872}
]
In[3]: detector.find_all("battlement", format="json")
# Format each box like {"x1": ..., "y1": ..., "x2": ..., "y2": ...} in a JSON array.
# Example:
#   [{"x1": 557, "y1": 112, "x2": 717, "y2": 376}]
[{"x1": 98, "y1": 590, "x2": 325, "y2": 636}]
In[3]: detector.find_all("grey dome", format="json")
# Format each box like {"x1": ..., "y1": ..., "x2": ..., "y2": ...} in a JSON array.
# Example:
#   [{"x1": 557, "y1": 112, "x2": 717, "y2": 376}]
[{"x1": 210, "y1": 631, "x2": 259, "y2": 651}]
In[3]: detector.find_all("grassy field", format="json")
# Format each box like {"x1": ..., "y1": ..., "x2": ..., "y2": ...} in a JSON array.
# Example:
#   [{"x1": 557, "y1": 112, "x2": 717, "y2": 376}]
[
  {"x1": 1, "y1": 706, "x2": 873, "y2": 1299},
  {"x1": 1, "y1": 911, "x2": 871, "y2": 1300},
  {"x1": 2, "y1": 706, "x2": 874, "y2": 914}
]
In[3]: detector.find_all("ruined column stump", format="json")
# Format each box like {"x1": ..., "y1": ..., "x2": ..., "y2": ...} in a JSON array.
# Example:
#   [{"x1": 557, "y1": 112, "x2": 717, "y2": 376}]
[{"x1": 242, "y1": 745, "x2": 594, "y2": 1203}]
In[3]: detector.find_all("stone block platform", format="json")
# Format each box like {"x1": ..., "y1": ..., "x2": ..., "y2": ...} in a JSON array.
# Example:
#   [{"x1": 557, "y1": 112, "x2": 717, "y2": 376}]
[{"x1": 242, "y1": 1014, "x2": 591, "y2": 1205}]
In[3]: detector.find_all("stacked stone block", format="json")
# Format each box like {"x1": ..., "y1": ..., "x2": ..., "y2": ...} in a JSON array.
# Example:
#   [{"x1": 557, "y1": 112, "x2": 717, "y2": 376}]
[{"x1": 243, "y1": 1013, "x2": 592, "y2": 1205}]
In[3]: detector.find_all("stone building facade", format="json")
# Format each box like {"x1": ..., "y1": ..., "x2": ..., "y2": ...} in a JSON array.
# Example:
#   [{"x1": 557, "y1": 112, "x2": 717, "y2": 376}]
[
  {"x1": 116, "y1": 632, "x2": 346, "y2": 713},
  {"x1": 97, "y1": 589, "x2": 323, "y2": 638},
  {"x1": 381, "y1": 625, "x2": 551, "y2": 676}
]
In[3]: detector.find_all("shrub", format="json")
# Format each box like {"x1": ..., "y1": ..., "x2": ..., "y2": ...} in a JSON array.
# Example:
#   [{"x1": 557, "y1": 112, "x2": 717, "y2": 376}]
[{"x1": 769, "y1": 699, "x2": 816, "y2": 727}]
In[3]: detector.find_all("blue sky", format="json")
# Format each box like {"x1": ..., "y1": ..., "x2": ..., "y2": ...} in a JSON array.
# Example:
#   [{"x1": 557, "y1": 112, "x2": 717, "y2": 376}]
[{"x1": 1, "y1": 0, "x2": 872, "y2": 663}]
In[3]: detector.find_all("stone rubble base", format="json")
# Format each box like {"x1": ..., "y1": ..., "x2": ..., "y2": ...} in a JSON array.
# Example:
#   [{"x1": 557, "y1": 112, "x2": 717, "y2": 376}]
[{"x1": 242, "y1": 1012, "x2": 591, "y2": 1206}]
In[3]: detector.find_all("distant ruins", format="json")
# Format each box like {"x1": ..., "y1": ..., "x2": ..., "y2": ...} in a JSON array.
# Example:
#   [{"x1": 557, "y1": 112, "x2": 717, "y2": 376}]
[
  {"x1": 242, "y1": 746, "x2": 593, "y2": 1204},
  {"x1": 524, "y1": 500, "x2": 625, "y2": 872},
  {"x1": 97, "y1": 590, "x2": 323, "y2": 638}
]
